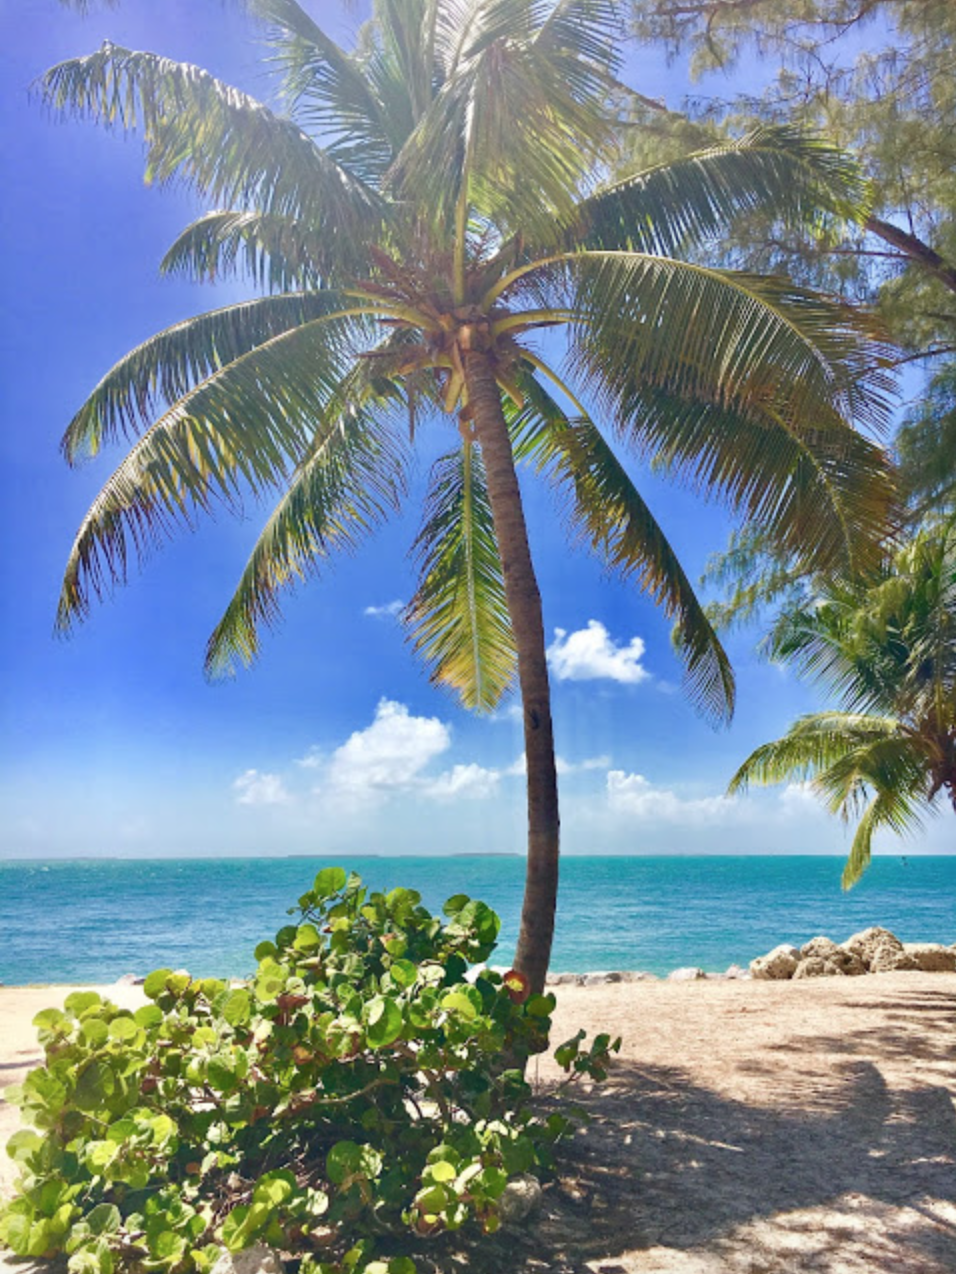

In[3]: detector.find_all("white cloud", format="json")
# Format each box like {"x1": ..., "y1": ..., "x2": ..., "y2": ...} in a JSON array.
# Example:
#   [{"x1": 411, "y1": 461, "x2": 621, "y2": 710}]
[
  {"x1": 547, "y1": 620, "x2": 649, "y2": 684},
  {"x1": 422, "y1": 763, "x2": 501, "y2": 801},
  {"x1": 295, "y1": 747, "x2": 324, "y2": 770},
  {"x1": 508, "y1": 752, "x2": 611, "y2": 776},
  {"x1": 606, "y1": 770, "x2": 739, "y2": 824},
  {"x1": 779, "y1": 781, "x2": 827, "y2": 816},
  {"x1": 233, "y1": 769, "x2": 291, "y2": 806},
  {"x1": 363, "y1": 600, "x2": 404, "y2": 619},
  {"x1": 328, "y1": 699, "x2": 451, "y2": 794}
]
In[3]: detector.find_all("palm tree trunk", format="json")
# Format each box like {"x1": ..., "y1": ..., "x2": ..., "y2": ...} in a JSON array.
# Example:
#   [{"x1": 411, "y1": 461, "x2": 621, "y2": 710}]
[{"x1": 460, "y1": 339, "x2": 559, "y2": 995}]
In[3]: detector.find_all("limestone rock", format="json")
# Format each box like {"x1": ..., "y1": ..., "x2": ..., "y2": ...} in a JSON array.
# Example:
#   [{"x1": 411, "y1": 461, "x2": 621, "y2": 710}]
[
  {"x1": 842, "y1": 926, "x2": 903, "y2": 970},
  {"x1": 668, "y1": 967, "x2": 707, "y2": 981},
  {"x1": 870, "y1": 945, "x2": 919, "y2": 973},
  {"x1": 902, "y1": 943, "x2": 956, "y2": 972},
  {"x1": 620, "y1": 970, "x2": 659, "y2": 982},
  {"x1": 582, "y1": 970, "x2": 623, "y2": 985},
  {"x1": 210, "y1": 1244, "x2": 284, "y2": 1274},
  {"x1": 800, "y1": 937, "x2": 866, "y2": 976},
  {"x1": 750, "y1": 944, "x2": 801, "y2": 981},
  {"x1": 724, "y1": 964, "x2": 750, "y2": 980},
  {"x1": 793, "y1": 956, "x2": 844, "y2": 978},
  {"x1": 498, "y1": 1173, "x2": 543, "y2": 1224}
]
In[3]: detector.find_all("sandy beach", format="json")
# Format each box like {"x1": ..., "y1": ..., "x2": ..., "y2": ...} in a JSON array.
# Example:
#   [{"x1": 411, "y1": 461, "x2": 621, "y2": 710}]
[{"x1": 2, "y1": 973, "x2": 955, "y2": 1273}]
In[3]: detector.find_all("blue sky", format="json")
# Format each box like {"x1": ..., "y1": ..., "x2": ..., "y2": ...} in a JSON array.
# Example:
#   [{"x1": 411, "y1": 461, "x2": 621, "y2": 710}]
[{"x1": 1, "y1": 0, "x2": 949, "y2": 861}]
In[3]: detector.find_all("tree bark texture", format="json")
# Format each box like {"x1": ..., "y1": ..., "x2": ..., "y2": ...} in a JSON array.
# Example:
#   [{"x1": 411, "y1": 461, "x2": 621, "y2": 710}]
[{"x1": 461, "y1": 343, "x2": 560, "y2": 995}]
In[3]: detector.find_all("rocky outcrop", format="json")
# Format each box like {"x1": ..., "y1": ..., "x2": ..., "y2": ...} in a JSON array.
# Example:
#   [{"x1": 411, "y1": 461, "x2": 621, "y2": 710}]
[
  {"x1": 668, "y1": 967, "x2": 707, "y2": 981},
  {"x1": 843, "y1": 926, "x2": 909, "y2": 971},
  {"x1": 800, "y1": 936, "x2": 866, "y2": 976},
  {"x1": 748, "y1": 927, "x2": 955, "y2": 980},
  {"x1": 793, "y1": 956, "x2": 843, "y2": 978},
  {"x1": 750, "y1": 945, "x2": 801, "y2": 980},
  {"x1": 902, "y1": 943, "x2": 956, "y2": 972}
]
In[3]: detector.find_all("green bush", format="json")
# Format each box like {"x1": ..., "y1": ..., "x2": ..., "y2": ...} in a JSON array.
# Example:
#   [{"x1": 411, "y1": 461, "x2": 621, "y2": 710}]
[{"x1": 0, "y1": 869, "x2": 618, "y2": 1274}]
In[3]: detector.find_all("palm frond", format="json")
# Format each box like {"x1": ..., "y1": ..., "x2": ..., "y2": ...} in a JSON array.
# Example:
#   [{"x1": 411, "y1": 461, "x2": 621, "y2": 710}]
[
  {"x1": 58, "y1": 308, "x2": 376, "y2": 630},
  {"x1": 406, "y1": 441, "x2": 516, "y2": 711},
  {"x1": 39, "y1": 42, "x2": 384, "y2": 263},
  {"x1": 510, "y1": 364, "x2": 735, "y2": 722},
  {"x1": 728, "y1": 711, "x2": 903, "y2": 794},
  {"x1": 841, "y1": 776, "x2": 930, "y2": 889},
  {"x1": 391, "y1": 0, "x2": 618, "y2": 240},
  {"x1": 161, "y1": 211, "x2": 328, "y2": 291},
  {"x1": 245, "y1": 0, "x2": 401, "y2": 179},
  {"x1": 206, "y1": 384, "x2": 409, "y2": 677},
  {"x1": 63, "y1": 292, "x2": 352, "y2": 464},
  {"x1": 570, "y1": 126, "x2": 868, "y2": 257},
  {"x1": 565, "y1": 252, "x2": 895, "y2": 437}
]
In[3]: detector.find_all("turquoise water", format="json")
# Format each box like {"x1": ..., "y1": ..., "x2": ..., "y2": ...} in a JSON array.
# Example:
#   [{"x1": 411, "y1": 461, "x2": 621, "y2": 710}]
[{"x1": 0, "y1": 855, "x2": 953, "y2": 985}]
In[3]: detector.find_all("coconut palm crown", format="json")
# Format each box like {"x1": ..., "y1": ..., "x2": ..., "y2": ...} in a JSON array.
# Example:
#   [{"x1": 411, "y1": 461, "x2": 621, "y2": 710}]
[
  {"x1": 45, "y1": 0, "x2": 896, "y2": 990},
  {"x1": 729, "y1": 517, "x2": 956, "y2": 888}
]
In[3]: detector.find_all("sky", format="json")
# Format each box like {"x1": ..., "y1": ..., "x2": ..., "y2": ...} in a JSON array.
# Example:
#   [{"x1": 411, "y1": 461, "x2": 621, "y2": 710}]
[{"x1": 0, "y1": 0, "x2": 950, "y2": 861}]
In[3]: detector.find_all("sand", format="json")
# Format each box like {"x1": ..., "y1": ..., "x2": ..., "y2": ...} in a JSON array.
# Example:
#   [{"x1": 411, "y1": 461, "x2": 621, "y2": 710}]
[{"x1": 2, "y1": 973, "x2": 955, "y2": 1273}]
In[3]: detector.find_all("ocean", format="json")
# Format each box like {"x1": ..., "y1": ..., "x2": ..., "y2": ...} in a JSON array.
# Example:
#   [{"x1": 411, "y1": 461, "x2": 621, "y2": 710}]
[{"x1": 1, "y1": 855, "x2": 953, "y2": 986}]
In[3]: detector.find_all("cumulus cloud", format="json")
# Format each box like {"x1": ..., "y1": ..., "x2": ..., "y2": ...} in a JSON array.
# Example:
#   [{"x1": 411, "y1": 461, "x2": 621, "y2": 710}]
[
  {"x1": 508, "y1": 752, "x2": 610, "y2": 777},
  {"x1": 422, "y1": 763, "x2": 501, "y2": 801},
  {"x1": 606, "y1": 770, "x2": 738, "y2": 824},
  {"x1": 547, "y1": 621, "x2": 649, "y2": 684},
  {"x1": 363, "y1": 600, "x2": 404, "y2": 619},
  {"x1": 233, "y1": 769, "x2": 291, "y2": 806},
  {"x1": 328, "y1": 699, "x2": 451, "y2": 794}
]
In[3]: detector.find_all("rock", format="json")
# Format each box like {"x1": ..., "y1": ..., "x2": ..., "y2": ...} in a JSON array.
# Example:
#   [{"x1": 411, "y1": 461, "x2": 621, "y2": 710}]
[
  {"x1": 793, "y1": 956, "x2": 844, "y2": 978},
  {"x1": 546, "y1": 972, "x2": 584, "y2": 986},
  {"x1": 902, "y1": 943, "x2": 956, "y2": 972},
  {"x1": 582, "y1": 971, "x2": 623, "y2": 985},
  {"x1": 114, "y1": 973, "x2": 142, "y2": 986},
  {"x1": 870, "y1": 946, "x2": 919, "y2": 973},
  {"x1": 619, "y1": 970, "x2": 659, "y2": 982},
  {"x1": 843, "y1": 926, "x2": 904, "y2": 970},
  {"x1": 498, "y1": 1173, "x2": 543, "y2": 1224},
  {"x1": 668, "y1": 967, "x2": 707, "y2": 981},
  {"x1": 800, "y1": 937, "x2": 866, "y2": 976},
  {"x1": 210, "y1": 1244, "x2": 284, "y2": 1274},
  {"x1": 750, "y1": 944, "x2": 801, "y2": 981},
  {"x1": 724, "y1": 964, "x2": 749, "y2": 980}
]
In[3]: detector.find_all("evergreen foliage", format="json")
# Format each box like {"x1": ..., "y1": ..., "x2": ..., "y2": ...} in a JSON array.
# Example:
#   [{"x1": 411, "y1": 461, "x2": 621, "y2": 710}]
[{"x1": 0, "y1": 870, "x2": 618, "y2": 1274}]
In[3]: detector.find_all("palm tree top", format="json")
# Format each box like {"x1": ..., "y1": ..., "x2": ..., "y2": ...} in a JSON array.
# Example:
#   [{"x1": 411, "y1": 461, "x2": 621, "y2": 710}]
[{"x1": 42, "y1": 0, "x2": 895, "y2": 730}]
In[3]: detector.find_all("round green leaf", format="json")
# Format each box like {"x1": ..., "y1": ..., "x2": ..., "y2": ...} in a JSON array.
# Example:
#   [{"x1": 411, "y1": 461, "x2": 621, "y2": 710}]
[
  {"x1": 388, "y1": 959, "x2": 417, "y2": 989},
  {"x1": 80, "y1": 1019, "x2": 110, "y2": 1047},
  {"x1": 64, "y1": 991, "x2": 102, "y2": 1017},
  {"x1": 364, "y1": 996, "x2": 403, "y2": 1049},
  {"x1": 314, "y1": 866, "x2": 347, "y2": 898},
  {"x1": 222, "y1": 988, "x2": 252, "y2": 1027},
  {"x1": 143, "y1": 969, "x2": 173, "y2": 999},
  {"x1": 133, "y1": 1004, "x2": 163, "y2": 1030},
  {"x1": 108, "y1": 1016, "x2": 138, "y2": 1042}
]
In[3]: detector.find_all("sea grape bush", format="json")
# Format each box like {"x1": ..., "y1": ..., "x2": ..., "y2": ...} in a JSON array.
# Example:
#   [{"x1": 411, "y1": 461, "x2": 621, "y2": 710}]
[{"x1": 0, "y1": 868, "x2": 619, "y2": 1274}]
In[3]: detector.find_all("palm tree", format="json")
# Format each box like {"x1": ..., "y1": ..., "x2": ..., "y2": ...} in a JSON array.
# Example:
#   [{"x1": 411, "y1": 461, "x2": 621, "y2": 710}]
[
  {"x1": 729, "y1": 518, "x2": 956, "y2": 888},
  {"x1": 45, "y1": 0, "x2": 895, "y2": 991}
]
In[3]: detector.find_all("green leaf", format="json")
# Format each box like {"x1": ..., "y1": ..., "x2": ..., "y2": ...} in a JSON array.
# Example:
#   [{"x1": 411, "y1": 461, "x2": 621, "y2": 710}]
[
  {"x1": 387, "y1": 959, "x2": 417, "y2": 989},
  {"x1": 253, "y1": 1169, "x2": 297, "y2": 1207},
  {"x1": 222, "y1": 988, "x2": 252, "y2": 1027},
  {"x1": 134, "y1": 1004, "x2": 164, "y2": 1030},
  {"x1": 5, "y1": 1130, "x2": 42, "y2": 1163},
  {"x1": 143, "y1": 969, "x2": 173, "y2": 999},
  {"x1": 108, "y1": 1016, "x2": 138, "y2": 1042},
  {"x1": 364, "y1": 996, "x2": 404, "y2": 1049},
  {"x1": 80, "y1": 1019, "x2": 110, "y2": 1048},
  {"x1": 64, "y1": 991, "x2": 102, "y2": 1016},
  {"x1": 313, "y1": 866, "x2": 347, "y2": 898}
]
